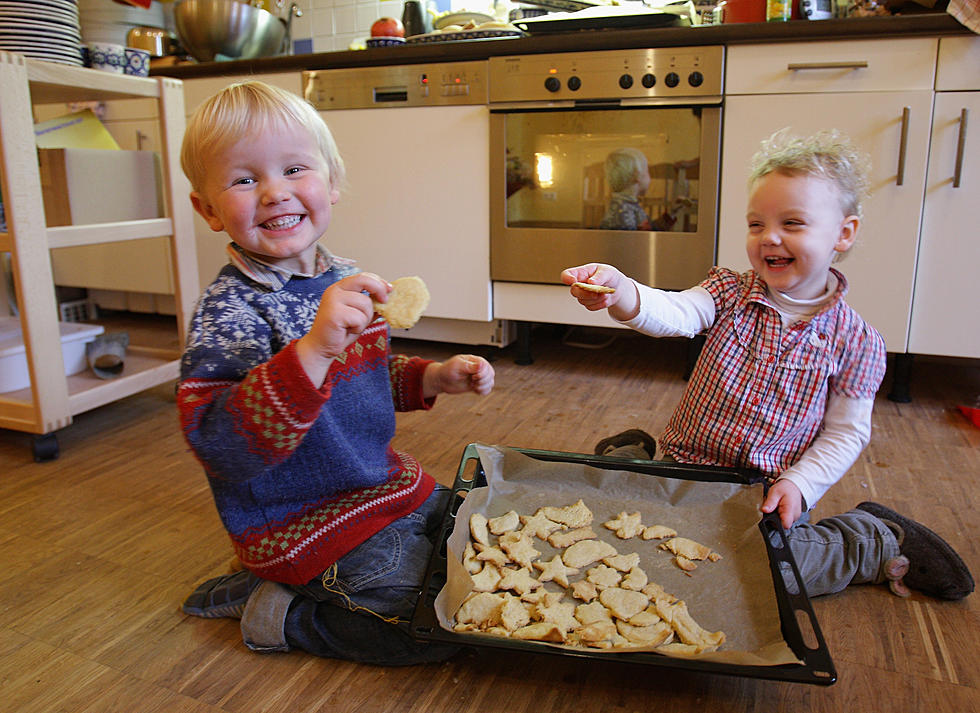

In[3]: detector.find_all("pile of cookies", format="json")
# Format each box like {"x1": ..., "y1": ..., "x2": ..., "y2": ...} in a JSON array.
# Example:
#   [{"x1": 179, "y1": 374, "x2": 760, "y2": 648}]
[{"x1": 453, "y1": 499, "x2": 726, "y2": 654}]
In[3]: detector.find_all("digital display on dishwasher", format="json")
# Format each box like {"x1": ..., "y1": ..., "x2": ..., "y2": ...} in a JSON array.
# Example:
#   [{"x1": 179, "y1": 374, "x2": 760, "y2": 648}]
[{"x1": 373, "y1": 87, "x2": 408, "y2": 103}]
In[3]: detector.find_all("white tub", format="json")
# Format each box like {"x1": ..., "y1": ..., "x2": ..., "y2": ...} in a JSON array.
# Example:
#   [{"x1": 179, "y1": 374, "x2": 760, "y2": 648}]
[{"x1": 0, "y1": 317, "x2": 104, "y2": 392}]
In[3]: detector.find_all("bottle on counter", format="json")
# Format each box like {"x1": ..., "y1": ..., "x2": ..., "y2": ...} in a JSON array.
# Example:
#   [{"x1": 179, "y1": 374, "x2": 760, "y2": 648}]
[
  {"x1": 402, "y1": 0, "x2": 430, "y2": 36},
  {"x1": 766, "y1": 0, "x2": 792, "y2": 20}
]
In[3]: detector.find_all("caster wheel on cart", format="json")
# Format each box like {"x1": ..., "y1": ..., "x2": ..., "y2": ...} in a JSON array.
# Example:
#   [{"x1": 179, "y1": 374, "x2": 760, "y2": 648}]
[{"x1": 33, "y1": 433, "x2": 60, "y2": 462}]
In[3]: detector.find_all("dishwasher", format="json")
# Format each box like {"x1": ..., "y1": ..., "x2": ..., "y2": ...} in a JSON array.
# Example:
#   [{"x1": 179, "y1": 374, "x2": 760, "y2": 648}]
[{"x1": 304, "y1": 62, "x2": 511, "y2": 346}]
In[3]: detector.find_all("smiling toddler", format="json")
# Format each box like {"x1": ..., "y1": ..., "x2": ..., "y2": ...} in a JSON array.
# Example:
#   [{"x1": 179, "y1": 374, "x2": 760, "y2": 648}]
[
  {"x1": 563, "y1": 129, "x2": 973, "y2": 601},
  {"x1": 176, "y1": 81, "x2": 494, "y2": 663}
]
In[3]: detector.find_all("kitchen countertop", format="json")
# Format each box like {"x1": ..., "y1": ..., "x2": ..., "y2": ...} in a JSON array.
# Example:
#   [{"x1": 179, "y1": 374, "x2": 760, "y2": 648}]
[{"x1": 153, "y1": 13, "x2": 970, "y2": 79}]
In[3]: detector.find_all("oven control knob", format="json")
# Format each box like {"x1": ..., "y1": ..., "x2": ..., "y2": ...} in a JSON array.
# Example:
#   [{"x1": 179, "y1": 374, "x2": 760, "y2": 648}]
[
  {"x1": 544, "y1": 76, "x2": 561, "y2": 93},
  {"x1": 641, "y1": 73, "x2": 656, "y2": 88},
  {"x1": 689, "y1": 71, "x2": 704, "y2": 87},
  {"x1": 567, "y1": 75, "x2": 582, "y2": 91},
  {"x1": 618, "y1": 73, "x2": 633, "y2": 89},
  {"x1": 664, "y1": 72, "x2": 680, "y2": 88}
]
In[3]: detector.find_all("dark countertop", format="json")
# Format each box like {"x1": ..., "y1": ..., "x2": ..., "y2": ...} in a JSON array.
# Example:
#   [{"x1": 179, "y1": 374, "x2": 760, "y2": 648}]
[{"x1": 153, "y1": 13, "x2": 970, "y2": 80}]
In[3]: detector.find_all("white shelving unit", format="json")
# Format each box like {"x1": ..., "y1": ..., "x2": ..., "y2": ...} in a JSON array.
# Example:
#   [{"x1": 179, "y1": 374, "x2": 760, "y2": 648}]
[{"x1": 0, "y1": 52, "x2": 198, "y2": 459}]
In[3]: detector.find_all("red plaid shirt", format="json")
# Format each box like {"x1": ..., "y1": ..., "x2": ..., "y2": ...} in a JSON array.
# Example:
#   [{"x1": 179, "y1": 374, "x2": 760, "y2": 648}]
[{"x1": 660, "y1": 267, "x2": 886, "y2": 478}]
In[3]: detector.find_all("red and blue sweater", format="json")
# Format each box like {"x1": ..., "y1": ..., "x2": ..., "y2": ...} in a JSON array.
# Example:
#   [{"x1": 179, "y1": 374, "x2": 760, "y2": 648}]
[{"x1": 178, "y1": 259, "x2": 436, "y2": 585}]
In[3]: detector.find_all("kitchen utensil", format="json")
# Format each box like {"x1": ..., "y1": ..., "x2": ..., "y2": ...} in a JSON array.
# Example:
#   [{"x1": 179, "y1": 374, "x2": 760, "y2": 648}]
[
  {"x1": 173, "y1": 0, "x2": 285, "y2": 62},
  {"x1": 126, "y1": 26, "x2": 178, "y2": 57},
  {"x1": 513, "y1": 6, "x2": 683, "y2": 34}
]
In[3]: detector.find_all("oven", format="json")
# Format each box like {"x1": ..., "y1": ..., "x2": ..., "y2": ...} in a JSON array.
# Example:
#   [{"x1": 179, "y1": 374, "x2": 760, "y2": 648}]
[{"x1": 489, "y1": 47, "x2": 724, "y2": 291}]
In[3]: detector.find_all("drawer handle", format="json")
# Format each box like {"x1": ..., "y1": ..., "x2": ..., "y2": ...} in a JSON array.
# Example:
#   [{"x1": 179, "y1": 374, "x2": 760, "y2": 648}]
[
  {"x1": 953, "y1": 107, "x2": 968, "y2": 189},
  {"x1": 786, "y1": 61, "x2": 869, "y2": 71},
  {"x1": 896, "y1": 106, "x2": 910, "y2": 187}
]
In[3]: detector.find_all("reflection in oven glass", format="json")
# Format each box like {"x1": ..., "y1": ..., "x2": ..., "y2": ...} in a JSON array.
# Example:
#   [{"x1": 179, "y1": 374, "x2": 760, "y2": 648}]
[{"x1": 505, "y1": 107, "x2": 703, "y2": 234}]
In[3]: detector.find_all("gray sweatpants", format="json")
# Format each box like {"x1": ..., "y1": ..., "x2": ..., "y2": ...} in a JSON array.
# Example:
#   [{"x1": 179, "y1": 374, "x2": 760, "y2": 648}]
[{"x1": 784, "y1": 508, "x2": 901, "y2": 597}]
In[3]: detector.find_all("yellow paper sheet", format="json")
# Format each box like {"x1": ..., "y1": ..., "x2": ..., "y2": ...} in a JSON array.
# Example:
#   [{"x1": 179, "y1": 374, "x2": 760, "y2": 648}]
[{"x1": 34, "y1": 110, "x2": 120, "y2": 151}]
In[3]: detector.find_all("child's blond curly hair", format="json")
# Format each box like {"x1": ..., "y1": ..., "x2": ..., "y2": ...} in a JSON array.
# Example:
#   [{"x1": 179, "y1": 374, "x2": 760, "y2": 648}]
[
  {"x1": 605, "y1": 148, "x2": 648, "y2": 193},
  {"x1": 181, "y1": 81, "x2": 345, "y2": 194},
  {"x1": 749, "y1": 128, "x2": 870, "y2": 221}
]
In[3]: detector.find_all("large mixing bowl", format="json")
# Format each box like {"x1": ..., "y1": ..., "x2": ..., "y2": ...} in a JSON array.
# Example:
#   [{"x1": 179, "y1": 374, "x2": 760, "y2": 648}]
[{"x1": 174, "y1": 0, "x2": 285, "y2": 62}]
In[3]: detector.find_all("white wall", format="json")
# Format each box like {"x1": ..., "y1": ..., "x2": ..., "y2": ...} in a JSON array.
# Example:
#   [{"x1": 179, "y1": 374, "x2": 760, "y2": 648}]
[{"x1": 290, "y1": 0, "x2": 489, "y2": 53}]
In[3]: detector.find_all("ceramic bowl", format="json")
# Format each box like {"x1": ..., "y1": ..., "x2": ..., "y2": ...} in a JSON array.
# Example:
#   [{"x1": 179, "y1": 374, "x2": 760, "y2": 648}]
[
  {"x1": 87, "y1": 42, "x2": 126, "y2": 73},
  {"x1": 124, "y1": 47, "x2": 151, "y2": 77},
  {"x1": 366, "y1": 36, "x2": 406, "y2": 48}
]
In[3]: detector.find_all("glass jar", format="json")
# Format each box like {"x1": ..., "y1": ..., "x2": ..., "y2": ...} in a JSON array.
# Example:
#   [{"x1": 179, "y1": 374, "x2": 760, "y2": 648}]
[{"x1": 766, "y1": 0, "x2": 792, "y2": 20}]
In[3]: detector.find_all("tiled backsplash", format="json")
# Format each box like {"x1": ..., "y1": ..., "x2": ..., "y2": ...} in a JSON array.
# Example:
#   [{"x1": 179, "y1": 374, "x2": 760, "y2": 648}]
[{"x1": 290, "y1": 0, "x2": 466, "y2": 53}]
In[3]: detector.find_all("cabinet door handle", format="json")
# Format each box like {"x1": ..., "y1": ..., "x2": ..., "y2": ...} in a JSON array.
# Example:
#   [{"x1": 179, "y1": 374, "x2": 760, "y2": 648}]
[
  {"x1": 896, "y1": 106, "x2": 910, "y2": 187},
  {"x1": 953, "y1": 108, "x2": 968, "y2": 189},
  {"x1": 786, "y1": 61, "x2": 869, "y2": 71}
]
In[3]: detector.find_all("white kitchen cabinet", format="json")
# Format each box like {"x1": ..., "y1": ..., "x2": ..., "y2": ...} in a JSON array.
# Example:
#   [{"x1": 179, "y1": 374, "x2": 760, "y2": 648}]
[
  {"x1": 0, "y1": 52, "x2": 198, "y2": 458},
  {"x1": 907, "y1": 36, "x2": 980, "y2": 359},
  {"x1": 720, "y1": 38, "x2": 937, "y2": 353}
]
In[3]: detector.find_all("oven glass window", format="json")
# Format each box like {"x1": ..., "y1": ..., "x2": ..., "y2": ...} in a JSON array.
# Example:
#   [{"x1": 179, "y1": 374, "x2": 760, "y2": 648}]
[{"x1": 505, "y1": 107, "x2": 703, "y2": 233}]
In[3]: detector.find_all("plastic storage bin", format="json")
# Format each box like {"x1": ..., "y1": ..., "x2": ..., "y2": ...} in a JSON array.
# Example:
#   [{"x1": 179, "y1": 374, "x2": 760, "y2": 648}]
[{"x1": 0, "y1": 317, "x2": 104, "y2": 392}]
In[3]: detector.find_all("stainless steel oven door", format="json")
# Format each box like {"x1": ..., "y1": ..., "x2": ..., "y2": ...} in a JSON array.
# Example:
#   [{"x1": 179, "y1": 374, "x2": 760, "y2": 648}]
[{"x1": 490, "y1": 102, "x2": 721, "y2": 290}]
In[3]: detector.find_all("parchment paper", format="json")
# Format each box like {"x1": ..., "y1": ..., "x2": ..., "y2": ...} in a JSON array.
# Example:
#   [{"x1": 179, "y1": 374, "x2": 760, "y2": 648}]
[{"x1": 434, "y1": 445, "x2": 801, "y2": 666}]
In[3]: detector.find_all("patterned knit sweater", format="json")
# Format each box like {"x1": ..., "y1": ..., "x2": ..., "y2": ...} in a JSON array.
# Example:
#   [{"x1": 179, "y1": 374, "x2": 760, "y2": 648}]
[{"x1": 178, "y1": 260, "x2": 436, "y2": 586}]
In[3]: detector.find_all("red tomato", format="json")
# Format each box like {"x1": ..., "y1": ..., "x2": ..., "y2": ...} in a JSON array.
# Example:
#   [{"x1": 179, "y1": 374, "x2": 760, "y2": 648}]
[{"x1": 370, "y1": 17, "x2": 404, "y2": 37}]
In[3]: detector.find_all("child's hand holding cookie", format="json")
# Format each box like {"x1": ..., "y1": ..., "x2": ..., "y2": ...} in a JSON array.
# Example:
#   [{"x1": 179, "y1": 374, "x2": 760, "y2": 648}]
[
  {"x1": 561, "y1": 263, "x2": 639, "y2": 321},
  {"x1": 297, "y1": 272, "x2": 390, "y2": 385}
]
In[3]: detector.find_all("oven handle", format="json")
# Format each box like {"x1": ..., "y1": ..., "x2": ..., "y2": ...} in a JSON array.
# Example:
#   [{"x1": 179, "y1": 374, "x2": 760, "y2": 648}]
[{"x1": 489, "y1": 96, "x2": 723, "y2": 112}]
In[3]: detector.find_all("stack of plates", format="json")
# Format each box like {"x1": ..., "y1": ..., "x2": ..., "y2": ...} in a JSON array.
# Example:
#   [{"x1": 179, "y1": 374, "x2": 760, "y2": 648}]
[{"x1": 0, "y1": 0, "x2": 83, "y2": 66}]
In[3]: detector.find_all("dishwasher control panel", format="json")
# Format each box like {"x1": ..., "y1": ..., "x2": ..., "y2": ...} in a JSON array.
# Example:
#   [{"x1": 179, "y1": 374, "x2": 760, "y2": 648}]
[{"x1": 305, "y1": 61, "x2": 488, "y2": 110}]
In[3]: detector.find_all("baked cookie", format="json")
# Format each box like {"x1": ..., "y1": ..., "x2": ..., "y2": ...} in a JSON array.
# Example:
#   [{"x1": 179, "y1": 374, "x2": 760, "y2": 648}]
[{"x1": 375, "y1": 276, "x2": 430, "y2": 329}]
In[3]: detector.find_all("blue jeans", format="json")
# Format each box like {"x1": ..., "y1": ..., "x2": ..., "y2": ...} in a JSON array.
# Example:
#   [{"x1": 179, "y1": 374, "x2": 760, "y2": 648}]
[{"x1": 242, "y1": 485, "x2": 459, "y2": 665}]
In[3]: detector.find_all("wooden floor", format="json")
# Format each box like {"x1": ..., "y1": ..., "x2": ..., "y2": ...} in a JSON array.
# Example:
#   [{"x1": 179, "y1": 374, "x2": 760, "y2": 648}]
[{"x1": 2, "y1": 325, "x2": 978, "y2": 713}]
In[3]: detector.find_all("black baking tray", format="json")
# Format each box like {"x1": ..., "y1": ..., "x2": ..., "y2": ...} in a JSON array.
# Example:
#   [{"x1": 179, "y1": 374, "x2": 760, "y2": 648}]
[
  {"x1": 410, "y1": 444, "x2": 837, "y2": 685},
  {"x1": 512, "y1": 9, "x2": 683, "y2": 34}
]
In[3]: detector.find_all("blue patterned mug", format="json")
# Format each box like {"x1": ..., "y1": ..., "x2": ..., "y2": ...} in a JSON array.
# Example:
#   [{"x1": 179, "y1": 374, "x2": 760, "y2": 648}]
[
  {"x1": 124, "y1": 47, "x2": 151, "y2": 77},
  {"x1": 87, "y1": 43, "x2": 126, "y2": 74}
]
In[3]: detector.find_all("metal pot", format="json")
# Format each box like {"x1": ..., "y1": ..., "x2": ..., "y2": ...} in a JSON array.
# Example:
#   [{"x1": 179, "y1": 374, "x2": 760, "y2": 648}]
[{"x1": 126, "y1": 26, "x2": 179, "y2": 57}]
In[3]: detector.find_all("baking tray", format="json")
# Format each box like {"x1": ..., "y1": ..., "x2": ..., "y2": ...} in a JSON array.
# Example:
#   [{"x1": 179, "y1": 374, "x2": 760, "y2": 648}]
[
  {"x1": 512, "y1": 8, "x2": 683, "y2": 34},
  {"x1": 410, "y1": 444, "x2": 837, "y2": 685}
]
